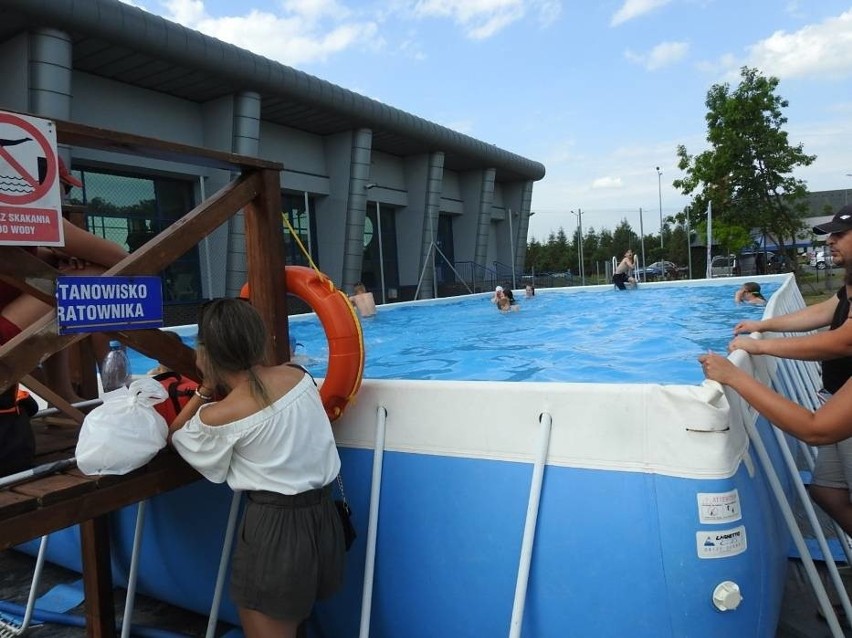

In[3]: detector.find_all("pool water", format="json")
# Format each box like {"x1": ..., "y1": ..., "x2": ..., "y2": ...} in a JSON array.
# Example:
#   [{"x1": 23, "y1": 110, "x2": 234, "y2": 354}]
[{"x1": 130, "y1": 283, "x2": 774, "y2": 386}]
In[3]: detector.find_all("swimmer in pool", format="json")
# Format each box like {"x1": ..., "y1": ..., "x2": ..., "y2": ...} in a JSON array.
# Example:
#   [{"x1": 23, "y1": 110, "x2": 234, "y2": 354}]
[
  {"x1": 734, "y1": 282, "x2": 766, "y2": 306},
  {"x1": 613, "y1": 250, "x2": 635, "y2": 290}
]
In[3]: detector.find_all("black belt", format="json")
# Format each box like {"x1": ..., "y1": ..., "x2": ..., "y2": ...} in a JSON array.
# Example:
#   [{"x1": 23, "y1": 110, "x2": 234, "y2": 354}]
[{"x1": 247, "y1": 485, "x2": 331, "y2": 508}]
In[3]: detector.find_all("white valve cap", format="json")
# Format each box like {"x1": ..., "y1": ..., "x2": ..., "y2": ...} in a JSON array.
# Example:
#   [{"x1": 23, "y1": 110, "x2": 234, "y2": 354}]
[{"x1": 712, "y1": 581, "x2": 742, "y2": 611}]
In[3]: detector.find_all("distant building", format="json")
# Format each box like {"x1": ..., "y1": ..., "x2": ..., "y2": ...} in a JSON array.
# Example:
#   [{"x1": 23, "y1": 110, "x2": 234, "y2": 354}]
[
  {"x1": 0, "y1": 0, "x2": 544, "y2": 320},
  {"x1": 803, "y1": 189, "x2": 850, "y2": 235}
]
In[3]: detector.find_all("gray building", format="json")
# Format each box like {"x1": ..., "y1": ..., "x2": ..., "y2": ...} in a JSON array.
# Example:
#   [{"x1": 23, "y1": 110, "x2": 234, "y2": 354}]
[{"x1": 0, "y1": 0, "x2": 545, "y2": 313}]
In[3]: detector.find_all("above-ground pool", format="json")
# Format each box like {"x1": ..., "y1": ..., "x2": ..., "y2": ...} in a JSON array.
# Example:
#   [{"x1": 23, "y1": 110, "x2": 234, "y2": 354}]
[
  {"x1": 27, "y1": 274, "x2": 811, "y2": 637},
  {"x1": 129, "y1": 278, "x2": 776, "y2": 385}
]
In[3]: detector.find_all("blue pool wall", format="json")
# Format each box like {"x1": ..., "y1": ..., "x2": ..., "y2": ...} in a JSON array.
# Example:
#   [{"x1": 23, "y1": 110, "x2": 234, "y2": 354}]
[{"x1": 17, "y1": 273, "x2": 807, "y2": 637}]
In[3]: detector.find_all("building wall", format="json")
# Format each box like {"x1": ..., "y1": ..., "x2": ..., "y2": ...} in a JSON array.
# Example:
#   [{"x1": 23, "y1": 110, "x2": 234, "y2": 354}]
[
  {"x1": 0, "y1": 24, "x2": 539, "y2": 305},
  {"x1": 0, "y1": 34, "x2": 29, "y2": 111}
]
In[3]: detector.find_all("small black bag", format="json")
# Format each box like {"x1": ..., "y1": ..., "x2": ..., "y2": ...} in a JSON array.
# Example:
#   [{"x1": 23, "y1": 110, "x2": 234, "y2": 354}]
[
  {"x1": 0, "y1": 385, "x2": 38, "y2": 476},
  {"x1": 335, "y1": 474, "x2": 356, "y2": 551}
]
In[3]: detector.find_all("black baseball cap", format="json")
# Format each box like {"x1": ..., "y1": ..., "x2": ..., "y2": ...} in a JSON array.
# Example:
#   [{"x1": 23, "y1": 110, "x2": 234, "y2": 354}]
[{"x1": 813, "y1": 204, "x2": 852, "y2": 235}]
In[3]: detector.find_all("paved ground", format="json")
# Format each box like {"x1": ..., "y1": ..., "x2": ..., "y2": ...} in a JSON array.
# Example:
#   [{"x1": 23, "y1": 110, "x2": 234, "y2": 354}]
[
  {"x1": 0, "y1": 549, "x2": 216, "y2": 637},
  {"x1": 777, "y1": 559, "x2": 852, "y2": 638},
  {"x1": 3, "y1": 548, "x2": 852, "y2": 637}
]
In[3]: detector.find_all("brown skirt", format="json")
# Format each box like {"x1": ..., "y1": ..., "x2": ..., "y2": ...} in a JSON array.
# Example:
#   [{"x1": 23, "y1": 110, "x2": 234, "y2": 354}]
[{"x1": 230, "y1": 485, "x2": 345, "y2": 621}]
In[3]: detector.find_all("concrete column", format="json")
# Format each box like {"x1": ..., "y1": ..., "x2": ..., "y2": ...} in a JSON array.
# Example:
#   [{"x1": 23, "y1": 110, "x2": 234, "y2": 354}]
[
  {"x1": 29, "y1": 27, "x2": 72, "y2": 171},
  {"x1": 29, "y1": 28, "x2": 72, "y2": 120},
  {"x1": 473, "y1": 168, "x2": 497, "y2": 270},
  {"x1": 341, "y1": 128, "x2": 373, "y2": 292},
  {"x1": 225, "y1": 91, "x2": 261, "y2": 296},
  {"x1": 514, "y1": 180, "x2": 534, "y2": 273},
  {"x1": 418, "y1": 151, "x2": 444, "y2": 299}
]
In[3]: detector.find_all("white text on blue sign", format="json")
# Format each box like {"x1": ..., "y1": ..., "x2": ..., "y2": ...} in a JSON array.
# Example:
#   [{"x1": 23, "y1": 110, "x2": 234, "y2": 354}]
[{"x1": 56, "y1": 276, "x2": 164, "y2": 334}]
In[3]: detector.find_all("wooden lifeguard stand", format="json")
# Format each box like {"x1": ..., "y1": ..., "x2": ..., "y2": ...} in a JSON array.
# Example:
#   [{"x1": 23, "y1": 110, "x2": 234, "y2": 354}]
[{"x1": 0, "y1": 115, "x2": 292, "y2": 637}]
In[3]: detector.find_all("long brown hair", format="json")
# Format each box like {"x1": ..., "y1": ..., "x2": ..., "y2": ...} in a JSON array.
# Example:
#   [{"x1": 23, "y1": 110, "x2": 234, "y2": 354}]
[{"x1": 197, "y1": 298, "x2": 273, "y2": 407}]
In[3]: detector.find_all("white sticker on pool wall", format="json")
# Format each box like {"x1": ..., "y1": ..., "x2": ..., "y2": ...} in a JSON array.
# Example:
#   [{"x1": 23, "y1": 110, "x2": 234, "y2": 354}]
[
  {"x1": 697, "y1": 489, "x2": 742, "y2": 524},
  {"x1": 697, "y1": 526, "x2": 748, "y2": 559}
]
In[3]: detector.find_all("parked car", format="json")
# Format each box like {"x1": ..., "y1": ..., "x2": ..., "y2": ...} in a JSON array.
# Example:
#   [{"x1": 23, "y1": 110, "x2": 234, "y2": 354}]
[
  {"x1": 649, "y1": 261, "x2": 679, "y2": 279},
  {"x1": 811, "y1": 250, "x2": 828, "y2": 270},
  {"x1": 636, "y1": 260, "x2": 680, "y2": 281},
  {"x1": 710, "y1": 255, "x2": 737, "y2": 277}
]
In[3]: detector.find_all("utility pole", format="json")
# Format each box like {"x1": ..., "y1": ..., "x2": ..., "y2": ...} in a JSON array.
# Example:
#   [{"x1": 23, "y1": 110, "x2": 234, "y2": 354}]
[
  {"x1": 639, "y1": 207, "x2": 646, "y2": 281},
  {"x1": 570, "y1": 209, "x2": 584, "y2": 285},
  {"x1": 656, "y1": 167, "x2": 664, "y2": 249}
]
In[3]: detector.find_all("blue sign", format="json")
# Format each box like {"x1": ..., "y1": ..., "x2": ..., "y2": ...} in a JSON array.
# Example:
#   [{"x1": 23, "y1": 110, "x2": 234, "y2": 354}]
[{"x1": 56, "y1": 275, "x2": 164, "y2": 334}]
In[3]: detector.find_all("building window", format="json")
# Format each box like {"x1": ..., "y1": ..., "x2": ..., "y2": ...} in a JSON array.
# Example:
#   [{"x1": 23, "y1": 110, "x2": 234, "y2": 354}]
[
  {"x1": 362, "y1": 203, "x2": 398, "y2": 300},
  {"x1": 436, "y1": 213, "x2": 456, "y2": 283},
  {"x1": 71, "y1": 169, "x2": 200, "y2": 304},
  {"x1": 282, "y1": 193, "x2": 318, "y2": 267}
]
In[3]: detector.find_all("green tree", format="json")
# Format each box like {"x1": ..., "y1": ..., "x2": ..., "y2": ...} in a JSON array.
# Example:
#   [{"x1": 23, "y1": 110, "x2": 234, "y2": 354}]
[
  {"x1": 674, "y1": 66, "x2": 815, "y2": 258},
  {"x1": 612, "y1": 219, "x2": 638, "y2": 258}
]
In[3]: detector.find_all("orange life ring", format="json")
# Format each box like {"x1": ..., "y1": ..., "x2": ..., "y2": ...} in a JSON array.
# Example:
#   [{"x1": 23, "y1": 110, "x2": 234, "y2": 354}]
[{"x1": 240, "y1": 266, "x2": 364, "y2": 421}]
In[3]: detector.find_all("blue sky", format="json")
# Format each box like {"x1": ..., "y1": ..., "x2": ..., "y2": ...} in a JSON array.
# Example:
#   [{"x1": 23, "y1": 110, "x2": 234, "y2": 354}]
[{"x1": 121, "y1": 0, "x2": 852, "y2": 241}]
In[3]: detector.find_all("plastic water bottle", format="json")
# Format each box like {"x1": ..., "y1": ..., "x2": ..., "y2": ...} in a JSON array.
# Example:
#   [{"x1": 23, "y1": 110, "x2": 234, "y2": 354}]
[{"x1": 101, "y1": 340, "x2": 131, "y2": 392}]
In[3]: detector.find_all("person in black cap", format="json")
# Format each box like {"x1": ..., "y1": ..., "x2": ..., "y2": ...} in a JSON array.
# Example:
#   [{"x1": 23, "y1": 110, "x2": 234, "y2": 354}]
[{"x1": 725, "y1": 203, "x2": 852, "y2": 535}]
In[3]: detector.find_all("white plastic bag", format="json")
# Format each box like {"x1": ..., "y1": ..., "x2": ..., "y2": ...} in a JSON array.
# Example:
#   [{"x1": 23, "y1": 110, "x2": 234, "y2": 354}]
[{"x1": 76, "y1": 377, "x2": 170, "y2": 476}]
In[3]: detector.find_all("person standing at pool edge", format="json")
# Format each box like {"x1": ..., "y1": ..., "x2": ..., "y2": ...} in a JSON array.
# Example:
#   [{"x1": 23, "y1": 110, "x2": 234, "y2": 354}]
[
  {"x1": 728, "y1": 206, "x2": 852, "y2": 535},
  {"x1": 349, "y1": 282, "x2": 376, "y2": 318},
  {"x1": 169, "y1": 299, "x2": 345, "y2": 638},
  {"x1": 613, "y1": 250, "x2": 635, "y2": 290}
]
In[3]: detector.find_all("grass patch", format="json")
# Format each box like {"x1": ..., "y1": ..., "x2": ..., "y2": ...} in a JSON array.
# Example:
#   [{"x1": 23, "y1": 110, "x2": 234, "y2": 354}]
[{"x1": 797, "y1": 270, "x2": 842, "y2": 306}]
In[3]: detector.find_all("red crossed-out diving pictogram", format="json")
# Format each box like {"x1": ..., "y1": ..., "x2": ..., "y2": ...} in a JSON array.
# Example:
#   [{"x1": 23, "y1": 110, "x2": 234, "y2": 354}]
[{"x1": 0, "y1": 113, "x2": 57, "y2": 206}]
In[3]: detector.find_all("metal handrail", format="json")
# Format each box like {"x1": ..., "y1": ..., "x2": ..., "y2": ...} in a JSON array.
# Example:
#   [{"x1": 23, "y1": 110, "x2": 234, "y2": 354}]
[
  {"x1": 205, "y1": 490, "x2": 243, "y2": 638},
  {"x1": 0, "y1": 535, "x2": 49, "y2": 637},
  {"x1": 509, "y1": 412, "x2": 552, "y2": 638},
  {"x1": 359, "y1": 406, "x2": 388, "y2": 638}
]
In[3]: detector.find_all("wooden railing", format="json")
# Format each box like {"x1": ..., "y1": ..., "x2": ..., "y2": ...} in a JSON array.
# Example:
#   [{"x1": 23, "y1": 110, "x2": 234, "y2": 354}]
[{"x1": 0, "y1": 114, "x2": 292, "y2": 638}]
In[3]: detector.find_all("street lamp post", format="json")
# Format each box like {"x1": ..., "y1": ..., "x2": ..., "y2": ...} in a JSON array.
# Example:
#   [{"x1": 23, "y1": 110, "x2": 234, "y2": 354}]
[
  {"x1": 638, "y1": 207, "x2": 646, "y2": 281},
  {"x1": 570, "y1": 209, "x2": 584, "y2": 285},
  {"x1": 656, "y1": 166, "x2": 663, "y2": 249},
  {"x1": 507, "y1": 208, "x2": 517, "y2": 290},
  {"x1": 686, "y1": 215, "x2": 693, "y2": 279}
]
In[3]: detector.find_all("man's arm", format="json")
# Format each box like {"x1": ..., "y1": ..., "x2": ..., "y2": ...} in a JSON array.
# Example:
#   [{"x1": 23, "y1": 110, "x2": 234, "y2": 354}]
[
  {"x1": 730, "y1": 317, "x2": 852, "y2": 361},
  {"x1": 700, "y1": 352, "x2": 852, "y2": 445},
  {"x1": 733, "y1": 294, "x2": 839, "y2": 335}
]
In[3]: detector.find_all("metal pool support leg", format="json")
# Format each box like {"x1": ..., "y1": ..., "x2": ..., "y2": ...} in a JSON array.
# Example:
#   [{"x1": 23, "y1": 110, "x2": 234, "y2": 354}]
[
  {"x1": 772, "y1": 427, "x2": 852, "y2": 628},
  {"x1": 509, "y1": 412, "x2": 553, "y2": 638},
  {"x1": 776, "y1": 358, "x2": 852, "y2": 568},
  {"x1": 0, "y1": 535, "x2": 49, "y2": 637},
  {"x1": 120, "y1": 500, "x2": 146, "y2": 638},
  {"x1": 206, "y1": 490, "x2": 243, "y2": 638},
  {"x1": 741, "y1": 410, "x2": 844, "y2": 637},
  {"x1": 359, "y1": 406, "x2": 388, "y2": 638}
]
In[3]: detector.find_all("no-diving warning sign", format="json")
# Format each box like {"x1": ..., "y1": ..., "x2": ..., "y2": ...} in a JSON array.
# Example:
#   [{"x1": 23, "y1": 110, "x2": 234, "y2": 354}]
[{"x1": 0, "y1": 111, "x2": 64, "y2": 247}]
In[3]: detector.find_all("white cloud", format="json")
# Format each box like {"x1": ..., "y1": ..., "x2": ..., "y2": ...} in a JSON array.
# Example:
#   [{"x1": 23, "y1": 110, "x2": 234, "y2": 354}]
[
  {"x1": 535, "y1": 0, "x2": 562, "y2": 27},
  {"x1": 610, "y1": 0, "x2": 672, "y2": 27},
  {"x1": 439, "y1": 119, "x2": 475, "y2": 134},
  {"x1": 411, "y1": 0, "x2": 560, "y2": 39},
  {"x1": 703, "y1": 10, "x2": 852, "y2": 82},
  {"x1": 413, "y1": 0, "x2": 523, "y2": 39},
  {"x1": 625, "y1": 41, "x2": 689, "y2": 70},
  {"x1": 158, "y1": 0, "x2": 378, "y2": 66},
  {"x1": 281, "y1": 0, "x2": 351, "y2": 21},
  {"x1": 744, "y1": 10, "x2": 852, "y2": 80},
  {"x1": 592, "y1": 176, "x2": 623, "y2": 189},
  {"x1": 163, "y1": 0, "x2": 204, "y2": 24}
]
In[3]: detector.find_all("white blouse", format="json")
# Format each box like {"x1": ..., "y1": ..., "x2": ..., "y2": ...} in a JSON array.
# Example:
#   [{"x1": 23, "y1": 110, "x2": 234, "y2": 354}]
[{"x1": 171, "y1": 374, "x2": 340, "y2": 494}]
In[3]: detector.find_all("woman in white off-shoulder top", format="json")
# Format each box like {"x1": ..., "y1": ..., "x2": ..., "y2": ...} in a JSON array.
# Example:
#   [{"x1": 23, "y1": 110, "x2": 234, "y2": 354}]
[{"x1": 169, "y1": 298, "x2": 345, "y2": 638}]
